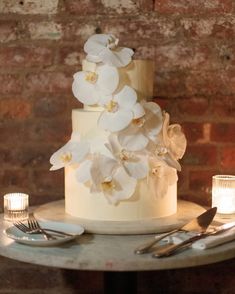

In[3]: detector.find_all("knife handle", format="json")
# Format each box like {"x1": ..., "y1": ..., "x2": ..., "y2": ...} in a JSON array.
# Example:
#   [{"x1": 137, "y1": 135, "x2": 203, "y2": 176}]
[
  {"x1": 134, "y1": 229, "x2": 179, "y2": 254},
  {"x1": 152, "y1": 234, "x2": 203, "y2": 258}
]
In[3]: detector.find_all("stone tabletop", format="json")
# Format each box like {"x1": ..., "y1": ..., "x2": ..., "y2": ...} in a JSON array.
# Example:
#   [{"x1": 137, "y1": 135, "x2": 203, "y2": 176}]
[{"x1": 0, "y1": 205, "x2": 235, "y2": 271}]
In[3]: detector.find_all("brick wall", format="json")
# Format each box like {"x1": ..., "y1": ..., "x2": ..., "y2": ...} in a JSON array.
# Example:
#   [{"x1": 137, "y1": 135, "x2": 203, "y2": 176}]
[{"x1": 0, "y1": 0, "x2": 235, "y2": 293}]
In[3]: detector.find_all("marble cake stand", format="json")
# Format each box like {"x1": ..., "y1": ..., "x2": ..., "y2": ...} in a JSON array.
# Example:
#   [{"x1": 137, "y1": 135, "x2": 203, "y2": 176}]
[{"x1": 34, "y1": 199, "x2": 206, "y2": 235}]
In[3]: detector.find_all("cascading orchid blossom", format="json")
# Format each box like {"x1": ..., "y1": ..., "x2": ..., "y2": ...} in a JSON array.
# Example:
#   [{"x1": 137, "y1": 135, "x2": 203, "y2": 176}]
[
  {"x1": 72, "y1": 61, "x2": 119, "y2": 106},
  {"x1": 117, "y1": 101, "x2": 163, "y2": 151},
  {"x1": 154, "y1": 112, "x2": 187, "y2": 171},
  {"x1": 76, "y1": 153, "x2": 137, "y2": 205},
  {"x1": 50, "y1": 132, "x2": 89, "y2": 171},
  {"x1": 98, "y1": 85, "x2": 145, "y2": 132},
  {"x1": 84, "y1": 34, "x2": 134, "y2": 67},
  {"x1": 105, "y1": 134, "x2": 149, "y2": 179}
]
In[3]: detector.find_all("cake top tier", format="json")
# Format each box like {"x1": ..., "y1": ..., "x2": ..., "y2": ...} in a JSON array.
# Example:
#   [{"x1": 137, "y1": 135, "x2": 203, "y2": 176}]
[{"x1": 72, "y1": 34, "x2": 154, "y2": 109}]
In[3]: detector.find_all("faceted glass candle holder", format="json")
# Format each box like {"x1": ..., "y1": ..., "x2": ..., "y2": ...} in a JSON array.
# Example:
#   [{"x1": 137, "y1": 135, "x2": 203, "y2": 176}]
[
  {"x1": 4, "y1": 193, "x2": 29, "y2": 221},
  {"x1": 212, "y1": 175, "x2": 235, "y2": 214}
]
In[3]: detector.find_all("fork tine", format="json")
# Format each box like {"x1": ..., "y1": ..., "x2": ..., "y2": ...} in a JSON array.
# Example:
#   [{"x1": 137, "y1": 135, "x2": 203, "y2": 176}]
[
  {"x1": 28, "y1": 217, "x2": 39, "y2": 230},
  {"x1": 13, "y1": 221, "x2": 29, "y2": 233}
]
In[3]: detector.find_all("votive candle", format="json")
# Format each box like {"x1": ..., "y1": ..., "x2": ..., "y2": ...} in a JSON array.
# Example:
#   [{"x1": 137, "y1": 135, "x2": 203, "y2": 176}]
[
  {"x1": 212, "y1": 175, "x2": 235, "y2": 214},
  {"x1": 4, "y1": 193, "x2": 29, "y2": 221}
]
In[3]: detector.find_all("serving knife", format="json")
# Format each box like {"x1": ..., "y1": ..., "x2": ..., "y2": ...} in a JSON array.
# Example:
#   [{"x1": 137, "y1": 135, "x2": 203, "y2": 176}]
[
  {"x1": 134, "y1": 207, "x2": 217, "y2": 254},
  {"x1": 152, "y1": 221, "x2": 235, "y2": 258}
]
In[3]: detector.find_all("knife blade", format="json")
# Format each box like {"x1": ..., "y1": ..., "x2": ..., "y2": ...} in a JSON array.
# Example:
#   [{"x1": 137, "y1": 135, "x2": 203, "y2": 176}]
[
  {"x1": 134, "y1": 206, "x2": 217, "y2": 254},
  {"x1": 152, "y1": 221, "x2": 235, "y2": 258}
]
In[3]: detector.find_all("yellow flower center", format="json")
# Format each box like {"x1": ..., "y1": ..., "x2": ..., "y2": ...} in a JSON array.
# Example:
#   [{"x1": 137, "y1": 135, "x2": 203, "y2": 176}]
[
  {"x1": 152, "y1": 167, "x2": 158, "y2": 175},
  {"x1": 101, "y1": 179, "x2": 115, "y2": 192},
  {"x1": 107, "y1": 36, "x2": 118, "y2": 50},
  {"x1": 132, "y1": 116, "x2": 145, "y2": 127},
  {"x1": 155, "y1": 145, "x2": 168, "y2": 157},
  {"x1": 105, "y1": 100, "x2": 118, "y2": 113},
  {"x1": 119, "y1": 149, "x2": 131, "y2": 161},
  {"x1": 85, "y1": 71, "x2": 98, "y2": 84},
  {"x1": 60, "y1": 152, "x2": 72, "y2": 163}
]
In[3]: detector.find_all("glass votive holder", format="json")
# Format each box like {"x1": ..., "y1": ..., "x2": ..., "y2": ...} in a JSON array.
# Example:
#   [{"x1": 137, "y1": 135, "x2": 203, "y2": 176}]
[
  {"x1": 4, "y1": 193, "x2": 29, "y2": 221},
  {"x1": 212, "y1": 175, "x2": 235, "y2": 214}
]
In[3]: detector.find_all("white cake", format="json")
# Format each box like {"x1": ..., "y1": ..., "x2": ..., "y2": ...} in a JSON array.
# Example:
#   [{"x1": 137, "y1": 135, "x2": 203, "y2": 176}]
[{"x1": 50, "y1": 34, "x2": 187, "y2": 222}]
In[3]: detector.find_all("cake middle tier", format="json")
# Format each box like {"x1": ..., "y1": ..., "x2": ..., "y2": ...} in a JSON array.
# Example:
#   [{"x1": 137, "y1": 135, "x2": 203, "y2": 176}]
[{"x1": 64, "y1": 108, "x2": 177, "y2": 221}]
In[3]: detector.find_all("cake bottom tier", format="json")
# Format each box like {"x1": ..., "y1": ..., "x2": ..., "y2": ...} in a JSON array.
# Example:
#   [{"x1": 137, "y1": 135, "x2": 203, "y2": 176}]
[{"x1": 65, "y1": 166, "x2": 177, "y2": 221}]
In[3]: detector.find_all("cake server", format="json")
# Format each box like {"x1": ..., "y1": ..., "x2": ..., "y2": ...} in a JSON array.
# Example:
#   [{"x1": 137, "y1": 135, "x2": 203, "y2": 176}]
[
  {"x1": 152, "y1": 221, "x2": 235, "y2": 258},
  {"x1": 134, "y1": 206, "x2": 217, "y2": 254}
]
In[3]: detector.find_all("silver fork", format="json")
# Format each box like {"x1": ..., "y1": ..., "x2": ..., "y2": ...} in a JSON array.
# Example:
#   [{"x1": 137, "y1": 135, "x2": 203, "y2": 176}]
[
  {"x1": 27, "y1": 216, "x2": 57, "y2": 240},
  {"x1": 13, "y1": 220, "x2": 56, "y2": 240},
  {"x1": 27, "y1": 216, "x2": 75, "y2": 238}
]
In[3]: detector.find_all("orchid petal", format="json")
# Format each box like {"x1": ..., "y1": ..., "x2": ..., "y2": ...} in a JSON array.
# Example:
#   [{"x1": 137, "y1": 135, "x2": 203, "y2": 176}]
[
  {"x1": 98, "y1": 110, "x2": 133, "y2": 132},
  {"x1": 76, "y1": 160, "x2": 92, "y2": 183},
  {"x1": 104, "y1": 167, "x2": 137, "y2": 205},
  {"x1": 114, "y1": 86, "x2": 137, "y2": 108},
  {"x1": 72, "y1": 72, "x2": 99, "y2": 105},
  {"x1": 132, "y1": 103, "x2": 145, "y2": 119},
  {"x1": 84, "y1": 34, "x2": 111, "y2": 56},
  {"x1": 118, "y1": 125, "x2": 149, "y2": 151},
  {"x1": 99, "y1": 47, "x2": 134, "y2": 67},
  {"x1": 97, "y1": 65, "x2": 119, "y2": 95},
  {"x1": 124, "y1": 159, "x2": 149, "y2": 179}
]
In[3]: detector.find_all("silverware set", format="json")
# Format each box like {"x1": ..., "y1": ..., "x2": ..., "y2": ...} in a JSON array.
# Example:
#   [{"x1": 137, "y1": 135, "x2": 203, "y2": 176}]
[
  {"x1": 13, "y1": 215, "x2": 73, "y2": 240},
  {"x1": 134, "y1": 207, "x2": 235, "y2": 258}
]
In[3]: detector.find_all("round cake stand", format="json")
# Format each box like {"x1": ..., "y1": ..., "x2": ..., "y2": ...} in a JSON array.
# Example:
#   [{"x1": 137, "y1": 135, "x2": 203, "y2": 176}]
[{"x1": 34, "y1": 200, "x2": 206, "y2": 235}]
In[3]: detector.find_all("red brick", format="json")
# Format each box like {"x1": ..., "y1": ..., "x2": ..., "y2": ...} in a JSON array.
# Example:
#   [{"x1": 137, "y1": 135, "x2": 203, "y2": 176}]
[
  {"x1": 153, "y1": 97, "x2": 176, "y2": 114},
  {"x1": 25, "y1": 72, "x2": 72, "y2": 94},
  {"x1": 0, "y1": 169, "x2": 30, "y2": 189},
  {"x1": 211, "y1": 123, "x2": 235, "y2": 142},
  {"x1": 0, "y1": 0, "x2": 59, "y2": 14},
  {"x1": 0, "y1": 21, "x2": 18, "y2": 43},
  {"x1": 221, "y1": 146, "x2": 235, "y2": 169},
  {"x1": 32, "y1": 168, "x2": 64, "y2": 196},
  {"x1": 0, "y1": 74, "x2": 22, "y2": 94},
  {"x1": 181, "y1": 145, "x2": 217, "y2": 166},
  {"x1": 28, "y1": 21, "x2": 62, "y2": 40},
  {"x1": 155, "y1": 0, "x2": 233, "y2": 14},
  {"x1": 101, "y1": 18, "x2": 179, "y2": 41},
  {"x1": 57, "y1": 46, "x2": 84, "y2": 66},
  {"x1": 211, "y1": 96, "x2": 235, "y2": 118},
  {"x1": 155, "y1": 42, "x2": 216, "y2": 71},
  {"x1": 0, "y1": 98, "x2": 31, "y2": 119},
  {"x1": 28, "y1": 119, "x2": 71, "y2": 142},
  {"x1": 181, "y1": 123, "x2": 205, "y2": 143},
  {"x1": 185, "y1": 70, "x2": 235, "y2": 96},
  {"x1": 0, "y1": 46, "x2": 53, "y2": 67},
  {"x1": 155, "y1": 71, "x2": 186, "y2": 97},
  {"x1": 33, "y1": 95, "x2": 67, "y2": 117},
  {"x1": 189, "y1": 170, "x2": 218, "y2": 194},
  {"x1": 181, "y1": 16, "x2": 235, "y2": 40},
  {"x1": 64, "y1": 0, "x2": 138, "y2": 15},
  {"x1": 177, "y1": 97, "x2": 209, "y2": 116}
]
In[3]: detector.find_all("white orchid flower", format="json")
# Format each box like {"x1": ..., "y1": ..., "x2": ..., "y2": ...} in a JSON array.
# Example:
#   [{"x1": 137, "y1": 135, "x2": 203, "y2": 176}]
[
  {"x1": 72, "y1": 62, "x2": 119, "y2": 106},
  {"x1": 150, "y1": 157, "x2": 178, "y2": 198},
  {"x1": 50, "y1": 133, "x2": 89, "y2": 171},
  {"x1": 105, "y1": 134, "x2": 149, "y2": 179},
  {"x1": 98, "y1": 85, "x2": 145, "y2": 132},
  {"x1": 81, "y1": 154, "x2": 136, "y2": 205},
  {"x1": 154, "y1": 112, "x2": 187, "y2": 171},
  {"x1": 118, "y1": 101, "x2": 163, "y2": 151},
  {"x1": 84, "y1": 34, "x2": 134, "y2": 67}
]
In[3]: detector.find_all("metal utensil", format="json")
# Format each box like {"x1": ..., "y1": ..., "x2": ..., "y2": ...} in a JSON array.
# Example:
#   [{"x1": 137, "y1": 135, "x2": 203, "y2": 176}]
[
  {"x1": 14, "y1": 221, "x2": 73, "y2": 237},
  {"x1": 152, "y1": 221, "x2": 235, "y2": 258},
  {"x1": 134, "y1": 207, "x2": 217, "y2": 254},
  {"x1": 14, "y1": 221, "x2": 56, "y2": 240}
]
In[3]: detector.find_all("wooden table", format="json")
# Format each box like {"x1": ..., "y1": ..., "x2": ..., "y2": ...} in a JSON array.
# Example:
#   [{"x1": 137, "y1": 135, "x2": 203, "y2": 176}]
[{"x1": 0, "y1": 202, "x2": 235, "y2": 293}]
